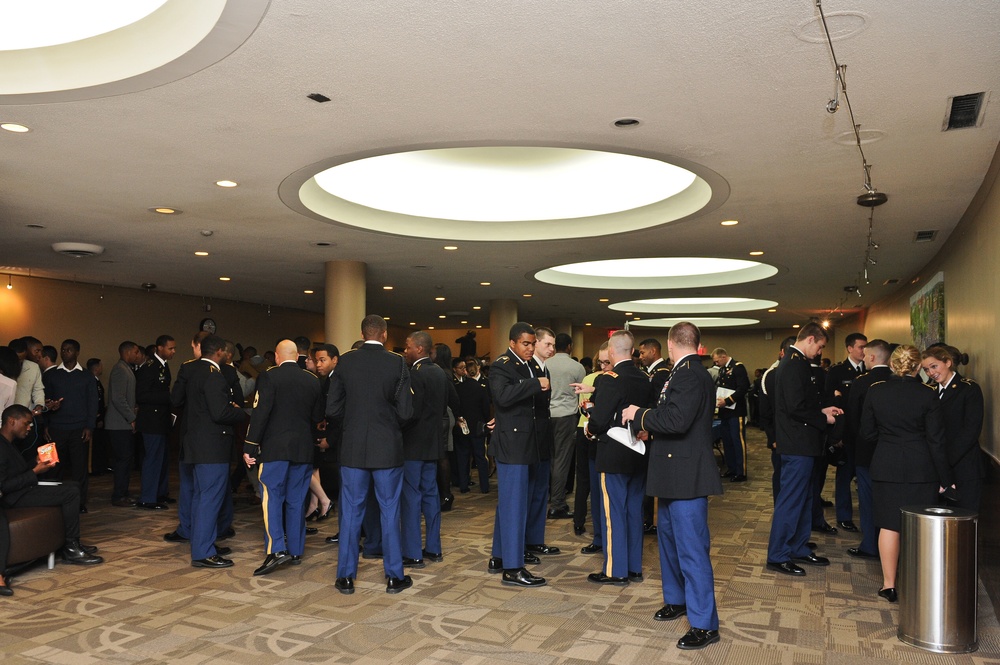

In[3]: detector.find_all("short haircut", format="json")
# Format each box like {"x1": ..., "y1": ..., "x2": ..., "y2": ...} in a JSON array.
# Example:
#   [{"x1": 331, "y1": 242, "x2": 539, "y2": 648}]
[
  {"x1": 192, "y1": 330, "x2": 211, "y2": 346},
  {"x1": 711, "y1": 347, "x2": 728, "y2": 358},
  {"x1": 86, "y1": 358, "x2": 101, "y2": 371},
  {"x1": 407, "y1": 331, "x2": 433, "y2": 353},
  {"x1": 638, "y1": 338, "x2": 661, "y2": 353},
  {"x1": 361, "y1": 315, "x2": 387, "y2": 339},
  {"x1": 2, "y1": 403, "x2": 32, "y2": 425},
  {"x1": 8, "y1": 338, "x2": 26, "y2": 355},
  {"x1": 351, "y1": 340, "x2": 364, "y2": 350},
  {"x1": 224, "y1": 340, "x2": 237, "y2": 358},
  {"x1": 293, "y1": 336, "x2": 311, "y2": 353},
  {"x1": 451, "y1": 358, "x2": 466, "y2": 369},
  {"x1": 509, "y1": 322, "x2": 535, "y2": 341},
  {"x1": 118, "y1": 341, "x2": 139, "y2": 356},
  {"x1": 0, "y1": 347, "x2": 20, "y2": 379},
  {"x1": 155, "y1": 334, "x2": 174, "y2": 348},
  {"x1": 312, "y1": 344, "x2": 340, "y2": 358},
  {"x1": 844, "y1": 332, "x2": 868, "y2": 348},
  {"x1": 144, "y1": 344, "x2": 156, "y2": 359},
  {"x1": 866, "y1": 339, "x2": 891, "y2": 364},
  {"x1": 534, "y1": 326, "x2": 555, "y2": 341},
  {"x1": 779, "y1": 335, "x2": 797, "y2": 353},
  {"x1": 554, "y1": 333, "x2": 573, "y2": 352},
  {"x1": 61, "y1": 339, "x2": 81, "y2": 353},
  {"x1": 668, "y1": 322, "x2": 700, "y2": 349},
  {"x1": 21, "y1": 336, "x2": 42, "y2": 350},
  {"x1": 608, "y1": 330, "x2": 634, "y2": 356},
  {"x1": 41, "y1": 345, "x2": 58, "y2": 362},
  {"x1": 199, "y1": 335, "x2": 226, "y2": 358},
  {"x1": 795, "y1": 322, "x2": 828, "y2": 343}
]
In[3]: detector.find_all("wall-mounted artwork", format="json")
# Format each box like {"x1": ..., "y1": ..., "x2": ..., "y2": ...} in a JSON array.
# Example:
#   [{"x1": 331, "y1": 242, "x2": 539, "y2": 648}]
[{"x1": 910, "y1": 271, "x2": 945, "y2": 350}]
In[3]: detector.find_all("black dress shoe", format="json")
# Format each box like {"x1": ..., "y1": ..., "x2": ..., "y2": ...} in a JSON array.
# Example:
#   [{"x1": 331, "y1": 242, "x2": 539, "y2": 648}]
[
  {"x1": 192, "y1": 555, "x2": 233, "y2": 569},
  {"x1": 847, "y1": 547, "x2": 879, "y2": 559},
  {"x1": 80, "y1": 544, "x2": 99, "y2": 554},
  {"x1": 111, "y1": 497, "x2": 136, "y2": 507},
  {"x1": 587, "y1": 572, "x2": 629, "y2": 586},
  {"x1": 79, "y1": 505, "x2": 88, "y2": 514},
  {"x1": 838, "y1": 520, "x2": 859, "y2": 532},
  {"x1": 422, "y1": 550, "x2": 443, "y2": 562},
  {"x1": 215, "y1": 546, "x2": 232, "y2": 556},
  {"x1": 402, "y1": 557, "x2": 426, "y2": 569},
  {"x1": 137, "y1": 502, "x2": 167, "y2": 510},
  {"x1": 501, "y1": 568, "x2": 546, "y2": 587},
  {"x1": 643, "y1": 523, "x2": 657, "y2": 535},
  {"x1": 581, "y1": 544, "x2": 603, "y2": 554},
  {"x1": 812, "y1": 523, "x2": 838, "y2": 534},
  {"x1": 547, "y1": 507, "x2": 573, "y2": 519},
  {"x1": 628, "y1": 571, "x2": 643, "y2": 583},
  {"x1": 526, "y1": 544, "x2": 561, "y2": 555},
  {"x1": 218, "y1": 527, "x2": 236, "y2": 540},
  {"x1": 654, "y1": 604, "x2": 687, "y2": 621},
  {"x1": 821, "y1": 499, "x2": 834, "y2": 507},
  {"x1": 0, "y1": 576, "x2": 12, "y2": 597},
  {"x1": 440, "y1": 495, "x2": 454, "y2": 512},
  {"x1": 574, "y1": 525, "x2": 586, "y2": 536},
  {"x1": 878, "y1": 587, "x2": 898, "y2": 603},
  {"x1": 335, "y1": 577, "x2": 355, "y2": 594},
  {"x1": 522, "y1": 552, "x2": 540, "y2": 564},
  {"x1": 386, "y1": 575, "x2": 413, "y2": 594},
  {"x1": 488, "y1": 557, "x2": 503, "y2": 574},
  {"x1": 766, "y1": 561, "x2": 806, "y2": 576},
  {"x1": 325, "y1": 533, "x2": 340, "y2": 544},
  {"x1": 163, "y1": 531, "x2": 189, "y2": 543},
  {"x1": 677, "y1": 627, "x2": 720, "y2": 650},
  {"x1": 305, "y1": 527, "x2": 318, "y2": 535},
  {"x1": 361, "y1": 550, "x2": 383, "y2": 560},
  {"x1": 793, "y1": 553, "x2": 830, "y2": 566},
  {"x1": 160, "y1": 497, "x2": 177, "y2": 504},
  {"x1": 730, "y1": 474, "x2": 747, "y2": 483},
  {"x1": 62, "y1": 540, "x2": 104, "y2": 565},
  {"x1": 290, "y1": 555, "x2": 302, "y2": 565},
  {"x1": 253, "y1": 551, "x2": 292, "y2": 576}
]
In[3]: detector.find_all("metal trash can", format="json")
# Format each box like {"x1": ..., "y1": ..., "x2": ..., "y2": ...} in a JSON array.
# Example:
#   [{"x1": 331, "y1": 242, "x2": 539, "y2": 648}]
[{"x1": 898, "y1": 505, "x2": 978, "y2": 653}]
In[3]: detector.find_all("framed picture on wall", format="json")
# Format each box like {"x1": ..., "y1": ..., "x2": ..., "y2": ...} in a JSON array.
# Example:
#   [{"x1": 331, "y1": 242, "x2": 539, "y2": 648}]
[{"x1": 909, "y1": 271, "x2": 945, "y2": 349}]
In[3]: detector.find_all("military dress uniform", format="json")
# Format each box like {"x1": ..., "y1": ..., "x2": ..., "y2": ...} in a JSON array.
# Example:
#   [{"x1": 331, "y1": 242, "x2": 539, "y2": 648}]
[
  {"x1": 525, "y1": 356, "x2": 555, "y2": 553},
  {"x1": 824, "y1": 358, "x2": 864, "y2": 526},
  {"x1": 134, "y1": 355, "x2": 172, "y2": 505},
  {"x1": 846, "y1": 365, "x2": 892, "y2": 556},
  {"x1": 936, "y1": 373, "x2": 984, "y2": 511},
  {"x1": 586, "y1": 359, "x2": 650, "y2": 583},
  {"x1": 716, "y1": 357, "x2": 750, "y2": 479}
]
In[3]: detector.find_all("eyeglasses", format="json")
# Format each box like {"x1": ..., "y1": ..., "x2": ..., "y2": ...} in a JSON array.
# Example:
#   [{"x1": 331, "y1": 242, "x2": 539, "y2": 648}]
[{"x1": 598, "y1": 360, "x2": 611, "y2": 366}]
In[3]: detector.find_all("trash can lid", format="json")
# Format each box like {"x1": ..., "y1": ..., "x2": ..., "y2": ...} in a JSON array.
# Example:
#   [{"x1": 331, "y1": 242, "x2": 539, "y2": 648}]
[{"x1": 900, "y1": 505, "x2": 978, "y2": 519}]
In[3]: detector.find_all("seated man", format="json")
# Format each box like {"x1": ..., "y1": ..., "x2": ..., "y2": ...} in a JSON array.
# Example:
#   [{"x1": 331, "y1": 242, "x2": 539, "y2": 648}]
[{"x1": 0, "y1": 404, "x2": 102, "y2": 596}]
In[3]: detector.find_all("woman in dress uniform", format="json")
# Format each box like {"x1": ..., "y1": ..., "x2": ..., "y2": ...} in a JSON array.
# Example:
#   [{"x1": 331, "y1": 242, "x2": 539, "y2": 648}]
[
  {"x1": 921, "y1": 345, "x2": 984, "y2": 512},
  {"x1": 860, "y1": 345, "x2": 952, "y2": 603}
]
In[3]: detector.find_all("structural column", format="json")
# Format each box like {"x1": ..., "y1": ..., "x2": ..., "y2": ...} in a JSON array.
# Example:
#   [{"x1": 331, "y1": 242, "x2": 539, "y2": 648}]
[
  {"x1": 551, "y1": 318, "x2": 573, "y2": 337},
  {"x1": 572, "y1": 327, "x2": 586, "y2": 360},
  {"x1": 489, "y1": 299, "x2": 518, "y2": 362},
  {"x1": 325, "y1": 260, "x2": 366, "y2": 352}
]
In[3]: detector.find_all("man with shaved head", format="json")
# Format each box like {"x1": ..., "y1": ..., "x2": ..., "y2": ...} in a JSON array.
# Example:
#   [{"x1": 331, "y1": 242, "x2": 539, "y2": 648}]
[{"x1": 244, "y1": 340, "x2": 324, "y2": 576}]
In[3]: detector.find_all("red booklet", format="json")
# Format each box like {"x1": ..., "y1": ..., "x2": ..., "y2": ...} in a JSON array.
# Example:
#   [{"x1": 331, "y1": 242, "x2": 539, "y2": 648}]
[{"x1": 37, "y1": 443, "x2": 59, "y2": 464}]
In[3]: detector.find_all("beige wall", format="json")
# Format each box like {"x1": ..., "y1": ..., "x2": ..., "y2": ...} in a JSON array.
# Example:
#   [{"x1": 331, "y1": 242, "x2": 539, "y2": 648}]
[
  {"x1": 0, "y1": 277, "x2": 324, "y2": 373},
  {"x1": 863, "y1": 143, "x2": 1000, "y2": 460}
]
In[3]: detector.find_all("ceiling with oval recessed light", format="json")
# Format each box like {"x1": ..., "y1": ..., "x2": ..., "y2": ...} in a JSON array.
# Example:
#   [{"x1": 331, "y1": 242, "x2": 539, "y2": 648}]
[{"x1": 609, "y1": 297, "x2": 779, "y2": 314}]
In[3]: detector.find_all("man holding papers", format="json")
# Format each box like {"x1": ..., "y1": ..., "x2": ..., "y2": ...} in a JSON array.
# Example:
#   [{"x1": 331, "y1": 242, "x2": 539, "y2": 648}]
[
  {"x1": 583, "y1": 330, "x2": 649, "y2": 586},
  {"x1": 622, "y1": 322, "x2": 722, "y2": 651},
  {"x1": 712, "y1": 348, "x2": 750, "y2": 482}
]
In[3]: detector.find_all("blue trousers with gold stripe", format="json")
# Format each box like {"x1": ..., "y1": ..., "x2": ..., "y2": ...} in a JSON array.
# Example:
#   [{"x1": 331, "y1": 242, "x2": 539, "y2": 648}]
[
  {"x1": 588, "y1": 458, "x2": 604, "y2": 548},
  {"x1": 719, "y1": 415, "x2": 746, "y2": 476},
  {"x1": 658, "y1": 497, "x2": 719, "y2": 631},
  {"x1": 600, "y1": 471, "x2": 645, "y2": 578},
  {"x1": 402, "y1": 460, "x2": 441, "y2": 559},
  {"x1": 526, "y1": 460, "x2": 549, "y2": 545},
  {"x1": 259, "y1": 460, "x2": 312, "y2": 556},
  {"x1": 492, "y1": 462, "x2": 528, "y2": 567}
]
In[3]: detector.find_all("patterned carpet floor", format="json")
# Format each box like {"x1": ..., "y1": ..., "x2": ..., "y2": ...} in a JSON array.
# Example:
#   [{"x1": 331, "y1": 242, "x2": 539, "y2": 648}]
[{"x1": 2, "y1": 427, "x2": 997, "y2": 664}]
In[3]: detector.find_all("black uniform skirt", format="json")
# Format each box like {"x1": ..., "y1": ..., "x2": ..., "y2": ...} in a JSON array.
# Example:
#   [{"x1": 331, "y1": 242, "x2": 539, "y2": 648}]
[{"x1": 873, "y1": 480, "x2": 939, "y2": 532}]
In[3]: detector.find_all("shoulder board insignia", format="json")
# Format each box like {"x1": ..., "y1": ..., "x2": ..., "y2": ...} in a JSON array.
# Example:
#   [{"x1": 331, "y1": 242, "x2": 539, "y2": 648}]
[
  {"x1": 390, "y1": 350, "x2": 404, "y2": 358},
  {"x1": 871, "y1": 380, "x2": 886, "y2": 387},
  {"x1": 735, "y1": 361, "x2": 743, "y2": 367},
  {"x1": 677, "y1": 359, "x2": 691, "y2": 369},
  {"x1": 182, "y1": 359, "x2": 197, "y2": 365},
  {"x1": 413, "y1": 364, "x2": 421, "y2": 371},
  {"x1": 498, "y1": 356, "x2": 510, "y2": 364},
  {"x1": 961, "y1": 378, "x2": 977, "y2": 385},
  {"x1": 209, "y1": 365, "x2": 219, "y2": 373},
  {"x1": 604, "y1": 371, "x2": 618, "y2": 379},
  {"x1": 265, "y1": 365, "x2": 277, "y2": 372},
  {"x1": 920, "y1": 382, "x2": 936, "y2": 390},
  {"x1": 654, "y1": 366, "x2": 670, "y2": 373}
]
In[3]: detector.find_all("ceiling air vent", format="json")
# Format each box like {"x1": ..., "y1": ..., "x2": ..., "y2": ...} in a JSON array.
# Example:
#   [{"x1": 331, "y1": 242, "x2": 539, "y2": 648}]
[
  {"x1": 882, "y1": 278, "x2": 900, "y2": 286},
  {"x1": 52, "y1": 242, "x2": 104, "y2": 258},
  {"x1": 914, "y1": 230, "x2": 938, "y2": 243},
  {"x1": 944, "y1": 92, "x2": 986, "y2": 130}
]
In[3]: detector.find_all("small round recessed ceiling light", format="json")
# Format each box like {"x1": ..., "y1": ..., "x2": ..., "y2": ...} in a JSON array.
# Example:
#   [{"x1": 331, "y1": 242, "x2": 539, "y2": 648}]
[
  {"x1": 150, "y1": 207, "x2": 180, "y2": 214},
  {"x1": 1, "y1": 123, "x2": 30, "y2": 133},
  {"x1": 444, "y1": 246, "x2": 458, "y2": 251},
  {"x1": 522, "y1": 294, "x2": 532, "y2": 298},
  {"x1": 613, "y1": 118, "x2": 640, "y2": 128},
  {"x1": 792, "y1": 324, "x2": 801, "y2": 329},
  {"x1": 629, "y1": 317, "x2": 759, "y2": 328},
  {"x1": 461, "y1": 320, "x2": 468, "y2": 324},
  {"x1": 480, "y1": 282, "x2": 491, "y2": 286},
  {"x1": 585, "y1": 322, "x2": 592, "y2": 326},
  {"x1": 610, "y1": 297, "x2": 778, "y2": 314},
  {"x1": 472, "y1": 306, "x2": 481, "y2": 310},
  {"x1": 215, "y1": 180, "x2": 238, "y2": 188},
  {"x1": 384, "y1": 316, "x2": 390, "y2": 321},
  {"x1": 409, "y1": 322, "x2": 416, "y2": 326},
  {"x1": 194, "y1": 251, "x2": 209, "y2": 256},
  {"x1": 200, "y1": 230, "x2": 214, "y2": 237},
  {"x1": 720, "y1": 220, "x2": 739, "y2": 226},
  {"x1": 599, "y1": 298, "x2": 609, "y2": 302},
  {"x1": 625, "y1": 312, "x2": 633, "y2": 316},
  {"x1": 428, "y1": 326, "x2": 435, "y2": 330},
  {"x1": 383, "y1": 285, "x2": 393, "y2": 290},
  {"x1": 768, "y1": 309, "x2": 777, "y2": 313},
  {"x1": 475, "y1": 325, "x2": 482, "y2": 329},
  {"x1": 438, "y1": 315, "x2": 446, "y2": 319},
  {"x1": 219, "y1": 276, "x2": 231, "y2": 281},
  {"x1": 303, "y1": 289, "x2": 314, "y2": 294},
  {"x1": 537, "y1": 257, "x2": 778, "y2": 290},
  {"x1": 435, "y1": 297, "x2": 445, "y2": 301},
  {"x1": 749, "y1": 250, "x2": 764, "y2": 256}
]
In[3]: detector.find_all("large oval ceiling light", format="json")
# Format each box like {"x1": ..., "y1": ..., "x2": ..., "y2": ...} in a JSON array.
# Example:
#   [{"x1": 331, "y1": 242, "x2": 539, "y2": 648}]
[
  {"x1": 535, "y1": 257, "x2": 778, "y2": 290},
  {"x1": 628, "y1": 317, "x2": 759, "y2": 328},
  {"x1": 609, "y1": 297, "x2": 778, "y2": 313},
  {"x1": 0, "y1": 1, "x2": 168, "y2": 51},
  {"x1": 0, "y1": 0, "x2": 268, "y2": 102},
  {"x1": 287, "y1": 146, "x2": 728, "y2": 241}
]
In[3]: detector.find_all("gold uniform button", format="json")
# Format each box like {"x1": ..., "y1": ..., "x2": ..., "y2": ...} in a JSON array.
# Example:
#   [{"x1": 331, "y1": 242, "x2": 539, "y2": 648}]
[{"x1": 667, "y1": 454, "x2": 672, "y2": 458}]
